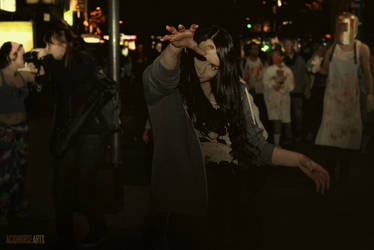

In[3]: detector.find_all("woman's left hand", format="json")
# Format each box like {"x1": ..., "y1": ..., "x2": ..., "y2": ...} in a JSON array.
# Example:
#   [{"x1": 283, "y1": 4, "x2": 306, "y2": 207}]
[{"x1": 298, "y1": 154, "x2": 330, "y2": 194}]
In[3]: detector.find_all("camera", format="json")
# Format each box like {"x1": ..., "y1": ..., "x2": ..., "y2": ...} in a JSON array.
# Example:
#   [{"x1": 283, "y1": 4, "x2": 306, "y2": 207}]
[{"x1": 23, "y1": 51, "x2": 44, "y2": 71}]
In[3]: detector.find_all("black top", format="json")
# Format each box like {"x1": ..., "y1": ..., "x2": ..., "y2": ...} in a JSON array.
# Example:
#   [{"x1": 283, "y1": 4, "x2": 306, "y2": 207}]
[{"x1": 41, "y1": 51, "x2": 104, "y2": 136}]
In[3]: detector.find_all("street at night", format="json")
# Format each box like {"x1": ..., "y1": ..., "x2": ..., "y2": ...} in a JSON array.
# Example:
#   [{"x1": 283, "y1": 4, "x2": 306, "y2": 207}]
[{"x1": 1, "y1": 0, "x2": 374, "y2": 250}]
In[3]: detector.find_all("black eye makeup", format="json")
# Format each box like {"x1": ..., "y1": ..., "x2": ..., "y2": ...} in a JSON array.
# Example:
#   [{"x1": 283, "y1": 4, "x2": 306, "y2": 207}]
[{"x1": 210, "y1": 64, "x2": 220, "y2": 71}]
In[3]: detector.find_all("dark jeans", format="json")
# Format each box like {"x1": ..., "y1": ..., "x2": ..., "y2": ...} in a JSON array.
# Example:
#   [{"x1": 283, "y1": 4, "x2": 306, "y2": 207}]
[
  {"x1": 147, "y1": 162, "x2": 240, "y2": 250},
  {"x1": 291, "y1": 93, "x2": 304, "y2": 138},
  {"x1": 52, "y1": 134, "x2": 106, "y2": 241},
  {"x1": 304, "y1": 86, "x2": 325, "y2": 139},
  {"x1": 147, "y1": 212, "x2": 208, "y2": 250}
]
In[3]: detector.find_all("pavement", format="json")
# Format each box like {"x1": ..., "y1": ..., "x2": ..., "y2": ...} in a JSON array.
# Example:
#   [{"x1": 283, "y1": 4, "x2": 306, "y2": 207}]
[{"x1": 0, "y1": 99, "x2": 373, "y2": 250}]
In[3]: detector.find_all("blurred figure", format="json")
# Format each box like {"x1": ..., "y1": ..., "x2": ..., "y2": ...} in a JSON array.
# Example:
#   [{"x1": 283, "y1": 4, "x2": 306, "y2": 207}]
[
  {"x1": 304, "y1": 43, "x2": 328, "y2": 142},
  {"x1": 263, "y1": 50, "x2": 295, "y2": 146},
  {"x1": 0, "y1": 42, "x2": 36, "y2": 226},
  {"x1": 283, "y1": 39, "x2": 309, "y2": 142},
  {"x1": 316, "y1": 12, "x2": 374, "y2": 183},
  {"x1": 33, "y1": 26, "x2": 110, "y2": 249},
  {"x1": 242, "y1": 43, "x2": 268, "y2": 130},
  {"x1": 131, "y1": 43, "x2": 148, "y2": 82}
]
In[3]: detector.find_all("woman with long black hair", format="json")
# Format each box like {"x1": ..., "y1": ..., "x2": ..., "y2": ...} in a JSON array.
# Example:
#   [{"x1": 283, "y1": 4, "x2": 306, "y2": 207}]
[{"x1": 143, "y1": 24, "x2": 330, "y2": 250}]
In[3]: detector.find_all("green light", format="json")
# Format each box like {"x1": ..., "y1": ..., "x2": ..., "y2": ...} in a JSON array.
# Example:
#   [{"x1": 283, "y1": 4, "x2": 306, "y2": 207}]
[
  {"x1": 64, "y1": 10, "x2": 73, "y2": 26},
  {"x1": 261, "y1": 43, "x2": 271, "y2": 52},
  {"x1": 247, "y1": 23, "x2": 252, "y2": 29}
]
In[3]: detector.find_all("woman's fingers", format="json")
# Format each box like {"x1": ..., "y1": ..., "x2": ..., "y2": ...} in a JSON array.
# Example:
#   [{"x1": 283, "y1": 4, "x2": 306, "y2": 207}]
[
  {"x1": 160, "y1": 34, "x2": 172, "y2": 42},
  {"x1": 190, "y1": 24, "x2": 199, "y2": 31},
  {"x1": 166, "y1": 25, "x2": 178, "y2": 34},
  {"x1": 178, "y1": 24, "x2": 186, "y2": 32}
]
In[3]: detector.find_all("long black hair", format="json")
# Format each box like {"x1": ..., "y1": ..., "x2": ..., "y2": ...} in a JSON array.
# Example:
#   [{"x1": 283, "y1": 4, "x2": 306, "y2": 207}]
[
  {"x1": 180, "y1": 25, "x2": 260, "y2": 164},
  {"x1": 0, "y1": 42, "x2": 12, "y2": 69}
]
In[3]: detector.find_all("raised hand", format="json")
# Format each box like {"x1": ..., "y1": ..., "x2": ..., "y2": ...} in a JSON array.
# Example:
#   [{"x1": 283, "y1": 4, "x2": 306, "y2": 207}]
[{"x1": 161, "y1": 24, "x2": 206, "y2": 59}]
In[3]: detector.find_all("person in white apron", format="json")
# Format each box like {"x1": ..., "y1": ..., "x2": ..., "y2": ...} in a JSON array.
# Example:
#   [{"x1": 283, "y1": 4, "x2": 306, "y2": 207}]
[{"x1": 316, "y1": 12, "x2": 374, "y2": 184}]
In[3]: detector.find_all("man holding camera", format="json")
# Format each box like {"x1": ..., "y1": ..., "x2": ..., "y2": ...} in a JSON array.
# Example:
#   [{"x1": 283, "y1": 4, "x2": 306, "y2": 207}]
[{"x1": 33, "y1": 26, "x2": 111, "y2": 250}]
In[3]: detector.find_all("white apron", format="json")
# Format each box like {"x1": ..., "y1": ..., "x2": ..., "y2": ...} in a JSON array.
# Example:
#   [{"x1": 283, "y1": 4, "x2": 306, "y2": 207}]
[{"x1": 315, "y1": 41, "x2": 362, "y2": 150}]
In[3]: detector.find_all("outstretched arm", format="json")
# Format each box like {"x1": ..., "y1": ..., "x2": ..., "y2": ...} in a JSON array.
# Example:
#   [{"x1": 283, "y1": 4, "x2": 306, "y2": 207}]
[{"x1": 271, "y1": 147, "x2": 330, "y2": 194}]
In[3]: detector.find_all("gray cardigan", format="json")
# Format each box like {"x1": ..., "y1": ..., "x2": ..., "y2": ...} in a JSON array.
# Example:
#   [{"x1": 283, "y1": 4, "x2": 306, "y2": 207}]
[{"x1": 143, "y1": 55, "x2": 275, "y2": 216}]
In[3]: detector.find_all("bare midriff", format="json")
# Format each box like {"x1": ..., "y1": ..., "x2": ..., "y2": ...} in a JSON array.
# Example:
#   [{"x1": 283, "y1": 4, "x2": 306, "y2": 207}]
[{"x1": 0, "y1": 112, "x2": 27, "y2": 125}]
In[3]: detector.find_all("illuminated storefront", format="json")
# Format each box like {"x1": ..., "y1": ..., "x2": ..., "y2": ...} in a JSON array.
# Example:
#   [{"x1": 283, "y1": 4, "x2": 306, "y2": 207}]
[{"x1": 0, "y1": 21, "x2": 34, "y2": 51}]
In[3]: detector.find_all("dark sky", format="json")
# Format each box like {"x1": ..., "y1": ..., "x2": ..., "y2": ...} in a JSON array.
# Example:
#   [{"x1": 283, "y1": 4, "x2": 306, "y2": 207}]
[
  {"x1": 92, "y1": 0, "x2": 275, "y2": 35},
  {"x1": 89, "y1": 0, "x2": 333, "y2": 40}
]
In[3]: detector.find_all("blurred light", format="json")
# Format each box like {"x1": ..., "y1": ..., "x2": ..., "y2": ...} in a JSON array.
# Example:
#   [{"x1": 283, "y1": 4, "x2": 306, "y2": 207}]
[
  {"x1": 246, "y1": 17, "x2": 250, "y2": 21},
  {"x1": 121, "y1": 34, "x2": 137, "y2": 40},
  {"x1": 246, "y1": 23, "x2": 252, "y2": 29},
  {"x1": 43, "y1": 13, "x2": 51, "y2": 22},
  {"x1": 0, "y1": 0, "x2": 16, "y2": 12},
  {"x1": 128, "y1": 41, "x2": 136, "y2": 50},
  {"x1": 96, "y1": 7, "x2": 101, "y2": 10},
  {"x1": 262, "y1": 1, "x2": 266, "y2": 4},
  {"x1": 156, "y1": 43, "x2": 162, "y2": 53},
  {"x1": 325, "y1": 34, "x2": 332, "y2": 39},
  {"x1": 261, "y1": 43, "x2": 271, "y2": 52},
  {"x1": 263, "y1": 24, "x2": 270, "y2": 32},
  {"x1": 0, "y1": 21, "x2": 34, "y2": 51},
  {"x1": 122, "y1": 47, "x2": 129, "y2": 57},
  {"x1": 277, "y1": 0, "x2": 282, "y2": 7},
  {"x1": 103, "y1": 35, "x2": 109, "y2": 40},
  {"x1": 64, "y1": 10, "x2": 73, "y2": 26},
  {"x1": 81, "y1": 34, "x2": 101, "y2": 43},
  {"x1": 119, "y1": 20, "x2": 124, "y2": 24}
]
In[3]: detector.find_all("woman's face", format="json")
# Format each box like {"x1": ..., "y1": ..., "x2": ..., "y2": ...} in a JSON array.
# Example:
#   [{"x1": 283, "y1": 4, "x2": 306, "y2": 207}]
[
  {"x1": 284, "y1": 40, "x2": 294, "y2": 54},
  {"x1": 194, "y1": 39, "x2": 220, "y2": 83},
  {"x1": 272, "y1": 51, "x2": 282, "y2": 65},
  {"x1": 47, "y1": 36, "x2": 67, "y2": 60},
  {"x1": 10, "y1": 42, "x2": 25, "y2": 68}
]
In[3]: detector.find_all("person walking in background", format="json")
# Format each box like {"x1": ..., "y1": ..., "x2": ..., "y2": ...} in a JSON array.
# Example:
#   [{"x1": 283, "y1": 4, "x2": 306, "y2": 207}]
[
  {"x1": 304, "y1": 43, "x2": 328, "y2": 142},
  {"x1": 242, "y1": 42, "x2": 268, "y2": 131},
  {"x1": 263, "y1": 49, "x2": 295, "y2": 146},
  {"x1": 283, "y1": 39, "x2": 310, "y2": 143},
  {"x1": 0, "y1": 41, "x2": 37, "y2": 226}
]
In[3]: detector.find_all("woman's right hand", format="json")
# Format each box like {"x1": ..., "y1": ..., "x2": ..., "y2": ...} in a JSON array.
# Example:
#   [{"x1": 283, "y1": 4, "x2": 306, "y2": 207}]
[
  {"x1": 297, "y1": 154, "x2": 330, "y2": 195},
  {"x1": 31, "y1": 48, "x2": 49, "y2": 59},
  {"x1": 161, "y1": 24, "x2": 206, "y2": 58}
]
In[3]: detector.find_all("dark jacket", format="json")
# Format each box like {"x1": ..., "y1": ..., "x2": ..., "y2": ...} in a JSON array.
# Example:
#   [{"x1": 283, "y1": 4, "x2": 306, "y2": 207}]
[
  {"x1": 143, "y1": 55, "x2": 274, "y2": 216},
  {"x1": 40, "y1": 51, "x2": 106, "y2": 154}
]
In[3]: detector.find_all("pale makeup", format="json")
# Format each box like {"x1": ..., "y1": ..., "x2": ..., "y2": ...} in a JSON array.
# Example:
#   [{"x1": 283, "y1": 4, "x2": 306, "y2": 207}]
[{"x1": 194, "y1": 39, "x2": 220, "y2": 83}]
